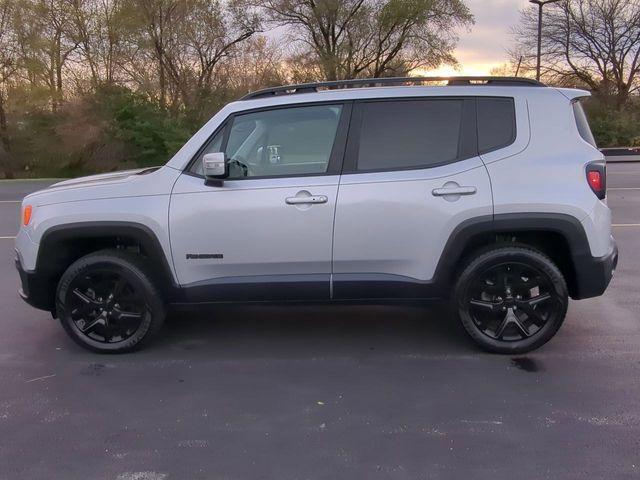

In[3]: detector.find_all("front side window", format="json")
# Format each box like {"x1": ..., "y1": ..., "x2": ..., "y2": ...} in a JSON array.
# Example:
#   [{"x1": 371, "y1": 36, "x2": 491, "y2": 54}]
[
  {"x1": 356, "y1": 99, "x2": 464, "y2": 171},
  {"x1": 223, "y1": 104, "x2": 343, "y2": 179},
  {"x1": 190, "y1": 104, "x2": 343, "y2": 178}
]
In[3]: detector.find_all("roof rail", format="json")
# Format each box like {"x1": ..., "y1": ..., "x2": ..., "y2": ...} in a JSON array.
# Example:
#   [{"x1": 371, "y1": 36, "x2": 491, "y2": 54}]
[{"x1": 240, "y1": 76, "x2": 545, "y2": 100}]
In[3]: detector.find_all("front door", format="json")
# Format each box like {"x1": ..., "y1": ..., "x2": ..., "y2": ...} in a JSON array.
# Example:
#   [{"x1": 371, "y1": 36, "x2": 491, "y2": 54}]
[{"x1": 170, "y1": 102, "x2": 350, "y2": 302}]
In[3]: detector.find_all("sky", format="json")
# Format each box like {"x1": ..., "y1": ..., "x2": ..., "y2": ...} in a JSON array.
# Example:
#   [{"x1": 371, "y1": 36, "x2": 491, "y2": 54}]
[
  {"x1": 419, "y1": 0, "x2": 532, "y2": 76},
  {"x1": 266, "y1": 0, "x2": 534, "y2": 76}
]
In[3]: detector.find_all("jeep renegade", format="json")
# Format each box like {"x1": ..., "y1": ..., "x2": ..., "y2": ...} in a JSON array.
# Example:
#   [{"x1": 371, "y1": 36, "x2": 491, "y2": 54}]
[{"x1": 15, "y1": 76, "x2": 618, "y2": 354}]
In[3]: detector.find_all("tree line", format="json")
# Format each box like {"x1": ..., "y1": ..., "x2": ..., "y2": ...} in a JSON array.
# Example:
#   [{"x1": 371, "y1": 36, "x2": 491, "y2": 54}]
[
  {"x1": 0, "y1": 0, "x2": 639, "y2": 178},
  {"x1": 507, "y1": 0, "x2": 640, "y2": 147}
]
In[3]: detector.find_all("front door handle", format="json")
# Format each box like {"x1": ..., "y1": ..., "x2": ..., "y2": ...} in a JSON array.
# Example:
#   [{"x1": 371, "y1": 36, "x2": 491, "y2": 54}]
[
  {"x1": 432, "y1": 186, "x2": 477, "y2": 197},
  {"x1": 285, "y1": 195, "x2": 328, "y2": 205}
]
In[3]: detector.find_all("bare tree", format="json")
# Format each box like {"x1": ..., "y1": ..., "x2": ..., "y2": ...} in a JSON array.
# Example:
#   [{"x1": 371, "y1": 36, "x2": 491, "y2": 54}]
[
  {"x1": 126, "y1": 0, "x2": 261, "y2": 110},
  {"x1": 513, "y1": 0, "x2": 640, "y2": 106},
  {"x1": 258, "y1": 0, "x2": 473, "y2": 80},
  {"x1": 67, "y1": 0, "x2": 129, "y2": 88}
]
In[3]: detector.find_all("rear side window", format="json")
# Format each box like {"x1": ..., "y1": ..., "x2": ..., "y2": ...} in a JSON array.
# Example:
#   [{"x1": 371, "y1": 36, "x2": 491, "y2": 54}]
[
  {"x1": 356, "y1": 99, "x2": 464, "y2": 171},
  {"x1": 477, "y1": 97, "x2": 516, "y2": 154},
  {"x1": 573, "y1": 100, "x2": 597, "y2": 147}
]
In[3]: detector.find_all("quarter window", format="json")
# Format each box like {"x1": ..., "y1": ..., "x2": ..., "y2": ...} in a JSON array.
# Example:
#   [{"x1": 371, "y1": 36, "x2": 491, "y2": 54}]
[
  {"x1": 190, "y1": 129, "x2": 224, "y2": 176},
  {"x1": 356, "y1": 99, "x2": 464, "y2": 171},
  {"x1": 477, "y1": 97, "x2": 516, "y2": 154},
  {"x1": 572, "y1": 99, "x2": 597, "y2": 147}
]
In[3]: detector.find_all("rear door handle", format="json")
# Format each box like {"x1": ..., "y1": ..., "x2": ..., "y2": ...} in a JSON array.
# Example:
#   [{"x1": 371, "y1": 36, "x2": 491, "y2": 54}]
[
  {"x1": 285, "y1": 195, "x2": 328, "y2": 205},
  {"x1": 432, "y1": 186, "x2": 477, "y2": 197}
]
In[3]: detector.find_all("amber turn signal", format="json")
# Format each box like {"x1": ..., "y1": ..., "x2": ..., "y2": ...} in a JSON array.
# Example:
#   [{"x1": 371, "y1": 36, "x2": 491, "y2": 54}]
[{"x1": 22, "y1": 205, "x2": 32, "y2": 226}]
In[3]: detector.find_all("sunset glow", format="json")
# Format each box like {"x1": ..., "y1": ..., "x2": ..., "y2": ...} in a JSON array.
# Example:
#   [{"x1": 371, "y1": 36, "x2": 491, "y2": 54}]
[{"x1": 413, "y1": 62, "x2": 505, "y2": 77}]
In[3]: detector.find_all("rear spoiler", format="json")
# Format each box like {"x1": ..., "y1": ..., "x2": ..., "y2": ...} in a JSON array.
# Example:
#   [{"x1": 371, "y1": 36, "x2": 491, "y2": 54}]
[{"x1": 555, "y1": 88, "x2": 591, "y2": 101}]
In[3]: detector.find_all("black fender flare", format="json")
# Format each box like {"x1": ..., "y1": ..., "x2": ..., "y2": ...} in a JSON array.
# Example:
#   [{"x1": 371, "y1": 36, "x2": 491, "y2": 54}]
[
  {"x1": 37, "y1": 221, "x2": 179, "y2": 294},
  {"x1": 432, "y1": 212, "x2": 593, "y2": 297}
]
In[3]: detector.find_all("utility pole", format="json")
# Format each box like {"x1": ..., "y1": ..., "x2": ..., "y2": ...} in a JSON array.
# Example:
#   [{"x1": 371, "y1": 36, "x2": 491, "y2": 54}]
[{"x1": 530, "y1": 0, "x2": 562, "y2": 81}]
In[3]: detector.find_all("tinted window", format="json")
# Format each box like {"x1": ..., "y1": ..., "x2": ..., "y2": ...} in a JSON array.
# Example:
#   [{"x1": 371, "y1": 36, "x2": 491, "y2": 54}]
[
  {"x1": 225, "y1": 104, "x2": 342, "y2": 179},
  {"x1": 573, "y1": 100, "x2": 597, "y2": 147},
  {"x1": 477, "y1": 97, "x2": 516, "y2": 153},
  {"x1": 356, "y1": 99, "x2": 463, "y2": 171}
]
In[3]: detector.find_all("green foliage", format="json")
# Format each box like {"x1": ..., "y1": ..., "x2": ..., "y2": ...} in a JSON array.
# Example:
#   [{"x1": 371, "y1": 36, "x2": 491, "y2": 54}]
[
  {"x1": 2, "y1": 85, "x2": 208, "y2": 178},
  {"x1": 584, "y1": 99, "x2": 640, "y2": 148},
  {"x1": 94, "y1": 86, "x2": 192, "y2": 167}
]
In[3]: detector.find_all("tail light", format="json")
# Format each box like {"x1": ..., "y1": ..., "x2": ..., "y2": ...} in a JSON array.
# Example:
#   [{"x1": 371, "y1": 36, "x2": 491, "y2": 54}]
[{"x1": 586, "y1": 162, "x2": 606, "y2": 200}]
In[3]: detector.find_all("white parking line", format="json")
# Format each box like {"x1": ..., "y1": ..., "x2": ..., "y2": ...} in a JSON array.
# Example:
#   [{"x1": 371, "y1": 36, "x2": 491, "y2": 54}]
[
  {"x1": 609, "y1": 187, "x2": 640, "y2": 191},
  {"x1": 0, "y1": 236, "x2": 16, "y2": 239},
  {"x1": 613, "y1": 224, "x2": 640, "y2": 228},
  {"x1": 0, "y1": 200, "x2": 20, "y2": 203}
]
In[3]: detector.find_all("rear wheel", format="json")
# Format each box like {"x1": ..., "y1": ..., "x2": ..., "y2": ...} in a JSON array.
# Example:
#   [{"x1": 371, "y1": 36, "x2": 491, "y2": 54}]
[
  {"x1": 453, "y1": 246, "x2": 568, "y2": 354},
  {"x1": 56, "y1": 250, "x2": 165, "y2": 353}
]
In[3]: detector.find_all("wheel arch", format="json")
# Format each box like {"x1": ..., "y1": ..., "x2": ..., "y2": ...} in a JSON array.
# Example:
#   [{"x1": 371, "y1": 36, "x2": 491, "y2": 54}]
[
  {"x1": 435, "y1": 213, "x2": 591, "y2": 299},
  {"x1": 35, "y1": 221, "x2": 178, "y2": 309}
]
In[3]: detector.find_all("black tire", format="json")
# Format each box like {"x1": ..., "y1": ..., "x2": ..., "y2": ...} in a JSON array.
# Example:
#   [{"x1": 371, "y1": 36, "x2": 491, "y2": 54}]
[
  {"x1": 452, "y1": 245, "x2": 568, "y2": 354},
  {"x1": 56, "y1": 249, "x2": 165, "y2": 353}
]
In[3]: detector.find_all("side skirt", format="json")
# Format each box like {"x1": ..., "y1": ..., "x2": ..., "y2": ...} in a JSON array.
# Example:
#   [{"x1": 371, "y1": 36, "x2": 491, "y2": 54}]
[{"x1": 170, "y1": 273, "x2": 444, "y2": 305}]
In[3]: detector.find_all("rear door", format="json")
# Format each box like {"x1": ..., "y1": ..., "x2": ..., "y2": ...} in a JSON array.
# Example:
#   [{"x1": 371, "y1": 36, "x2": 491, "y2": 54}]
[{"x1": 332, "y1": 96, "x2": 496, "y2": 299}]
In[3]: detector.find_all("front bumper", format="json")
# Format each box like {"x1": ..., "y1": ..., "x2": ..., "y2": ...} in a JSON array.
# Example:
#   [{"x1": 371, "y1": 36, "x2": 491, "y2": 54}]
[
  {"x1": 15, "y1": 256, "x2": 55, "y2": 312},
  {"x1": 572, "y1": 239, "x2": 618, "y2": 300}
]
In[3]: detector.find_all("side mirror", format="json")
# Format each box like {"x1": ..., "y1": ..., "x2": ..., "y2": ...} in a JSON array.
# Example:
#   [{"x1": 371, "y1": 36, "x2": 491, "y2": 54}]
[{"x1": 202, "y1": 152, "x2": 228, "y2": 180}]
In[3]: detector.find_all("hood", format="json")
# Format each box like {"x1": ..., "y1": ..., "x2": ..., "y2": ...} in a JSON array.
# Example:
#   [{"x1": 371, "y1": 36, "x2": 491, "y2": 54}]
[
  {"x1": 22, "y1": 166, "x2": 176, "y2": 207},
  {"x1": 49, "y1": 166, "x2": 161, "y2": 189}
]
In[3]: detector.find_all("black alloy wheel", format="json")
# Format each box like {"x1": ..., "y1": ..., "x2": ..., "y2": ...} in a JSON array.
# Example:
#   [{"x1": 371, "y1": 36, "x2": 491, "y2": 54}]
[
  {"x1": 67, "y1": 269, "x2": 145, "y2": 344},
  {"x1": 57, "y1": 250, "x2": 165, "y2": 353},
  {"x1": 454, "y1": 246, "x2": 568, "y2": 354}
]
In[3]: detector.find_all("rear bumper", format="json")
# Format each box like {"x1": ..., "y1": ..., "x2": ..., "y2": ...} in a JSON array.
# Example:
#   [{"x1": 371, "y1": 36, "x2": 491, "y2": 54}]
[
  {"x1": 572, "y1": 238, "x2": 618, "y2": 299},
  {"x1": 15, "y1": 256, "x2": 54, "y2": 312}
]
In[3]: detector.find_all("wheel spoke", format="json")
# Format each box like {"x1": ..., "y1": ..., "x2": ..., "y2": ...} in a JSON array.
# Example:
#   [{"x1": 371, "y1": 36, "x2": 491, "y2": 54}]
[
  {"x1": 111, "y1": 307, "x2": 143, "y2": 335},
  {"x1": 495, "y1": 309, "x2": 531, "y2": 339},
  {"x1": 517, "y1": 295, "x2": 550, "y2": 325},
  {"x1": 495, "y1": 313, "x2": 510, "y2": 339},
  {"x1": 112, "y1": 308, "x2": 142, "y2": 322},
  {"x1": 80, "y1": 317, "x2": 104, "y2": 334},
  {"x1": 470, "y1": 299, "x2": 499, "y2": 312},
  {"x1": 529, "y1": 293, "x2": 552, "y2": 307},
  {"x1": 511, "y1": 313, "x2": 531, "y2": 337},
  {"x1": 73, "y1": 288, "x2": 96, "y2": 305}
]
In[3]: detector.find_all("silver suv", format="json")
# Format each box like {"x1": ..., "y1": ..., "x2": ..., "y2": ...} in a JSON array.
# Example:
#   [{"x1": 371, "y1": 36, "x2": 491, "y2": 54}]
[{"x1": 15, "y1": 77, "x2": 618, "y2": 354}]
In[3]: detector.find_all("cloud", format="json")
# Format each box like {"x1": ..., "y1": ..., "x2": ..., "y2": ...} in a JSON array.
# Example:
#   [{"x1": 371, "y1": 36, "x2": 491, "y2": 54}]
[{"x1": 441, "y1": 0, "x2": 531, "y2": 74}]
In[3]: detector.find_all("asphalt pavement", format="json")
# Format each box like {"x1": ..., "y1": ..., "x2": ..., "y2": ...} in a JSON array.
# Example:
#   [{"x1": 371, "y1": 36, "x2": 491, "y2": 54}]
[{"x1": 0, "y1": 165, "x2": 639, "y2": 480}]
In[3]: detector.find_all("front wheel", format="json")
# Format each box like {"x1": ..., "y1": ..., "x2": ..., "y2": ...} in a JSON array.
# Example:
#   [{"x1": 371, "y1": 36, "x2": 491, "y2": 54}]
[
  {"x1": 56, "y1": 250, "x2": 165, "y2": 353},
  {"x1": 453, "y1": 246, "x2": 568, "y2": 354}
]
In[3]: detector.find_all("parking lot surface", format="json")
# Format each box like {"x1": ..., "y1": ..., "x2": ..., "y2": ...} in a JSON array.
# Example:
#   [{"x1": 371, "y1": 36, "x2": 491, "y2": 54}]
[{"x1": 1, "y1": 164, "x2": 639, "y2": 480}]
